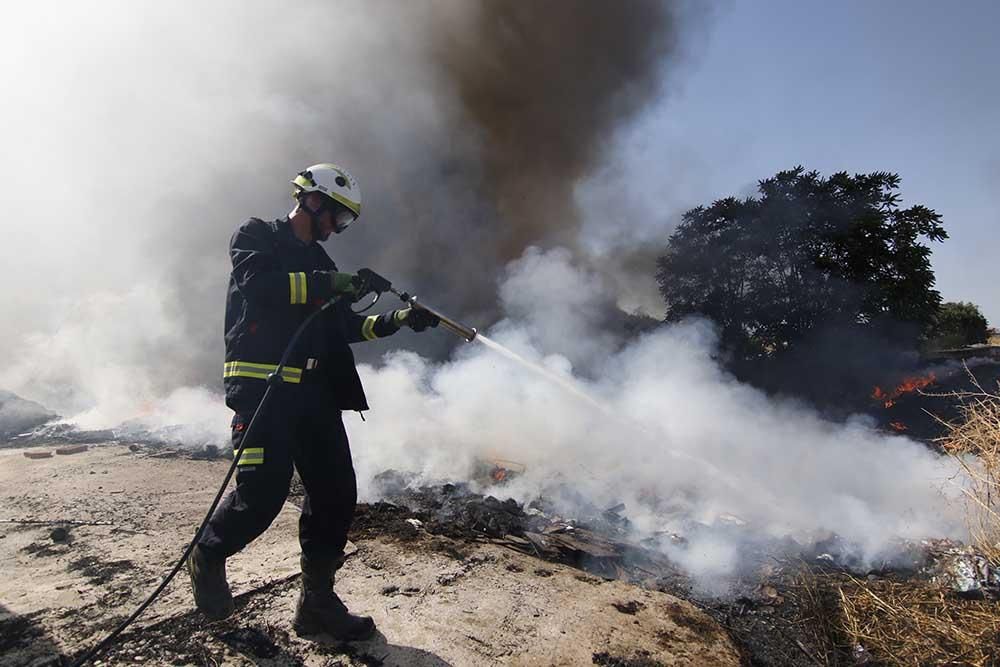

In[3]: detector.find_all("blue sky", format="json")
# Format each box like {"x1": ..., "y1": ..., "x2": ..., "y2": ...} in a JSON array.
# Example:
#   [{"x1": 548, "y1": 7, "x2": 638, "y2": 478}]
[{"x1": 617, "y1": 0, "x2": 999, "y2": 323}]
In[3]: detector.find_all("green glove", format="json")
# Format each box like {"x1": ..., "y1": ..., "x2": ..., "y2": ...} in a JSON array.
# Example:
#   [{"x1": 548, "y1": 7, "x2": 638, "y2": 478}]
[
  {"x1": 393, "y1": 307, "x2": 440, "y2": 332},
  {"x1": 329, "y1": 272, "x2": 361, "y2": 297}
]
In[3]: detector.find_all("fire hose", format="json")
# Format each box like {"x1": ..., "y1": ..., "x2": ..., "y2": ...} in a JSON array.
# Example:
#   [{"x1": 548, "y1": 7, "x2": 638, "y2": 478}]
[{"x1": 71, "y1": 271, "x2": 475, "y2": 666}]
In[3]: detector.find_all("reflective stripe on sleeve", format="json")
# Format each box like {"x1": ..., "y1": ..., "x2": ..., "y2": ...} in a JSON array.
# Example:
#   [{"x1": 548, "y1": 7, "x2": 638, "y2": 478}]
[
  {"x1": 361, "y1": 315, "x2": 379, "y2": 341},
  {"x1": 223, "y1": 361, "x2": 303, "y2": 384},
  {"x1": 235, "y1": 447, "x2": 264, "y2": 466},
  {"x1": 288, "y1": 272, "x2": 307, "y2": 304}
]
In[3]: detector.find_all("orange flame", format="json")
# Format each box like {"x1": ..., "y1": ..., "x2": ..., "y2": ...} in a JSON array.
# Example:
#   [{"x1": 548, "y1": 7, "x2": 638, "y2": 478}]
[
  {"x1": 871, "y1": 372, "x2": 936, "y2": 409},
  {"x1": 492, "y1": 467, "x2": 508, "y2": 483},
  {"x1": 897, "y1": 373, "x2": 936, "y2": 394},
  {"x1": 890, "y1": 421, "x2": 908, "y2": 432}
]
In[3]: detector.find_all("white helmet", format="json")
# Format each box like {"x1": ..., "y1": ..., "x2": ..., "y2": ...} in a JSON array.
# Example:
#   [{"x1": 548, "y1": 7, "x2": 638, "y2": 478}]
[{"x1": 291, "y1": 163, "x2": 362, "y2": 218}]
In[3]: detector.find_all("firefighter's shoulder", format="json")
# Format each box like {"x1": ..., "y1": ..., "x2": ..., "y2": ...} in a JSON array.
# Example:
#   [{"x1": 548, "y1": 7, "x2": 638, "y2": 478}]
[{"x1": 231, "y1": 217, "x2": 278, "y2": 247}]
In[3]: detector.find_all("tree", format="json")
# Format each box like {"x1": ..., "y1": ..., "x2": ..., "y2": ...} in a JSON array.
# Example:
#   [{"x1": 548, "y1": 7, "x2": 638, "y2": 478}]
[
  {"x1": 927, "y1": 302, "x2": 989, "y2": 348},
  {"x1": 656, "y1": 167, "x2": 947, "y2": 361}
]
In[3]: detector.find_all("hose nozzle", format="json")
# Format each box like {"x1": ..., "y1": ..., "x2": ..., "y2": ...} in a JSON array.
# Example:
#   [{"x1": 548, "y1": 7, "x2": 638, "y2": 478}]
[{"x1": 393, "y1": 290, "x2": 477, "y2": 342}]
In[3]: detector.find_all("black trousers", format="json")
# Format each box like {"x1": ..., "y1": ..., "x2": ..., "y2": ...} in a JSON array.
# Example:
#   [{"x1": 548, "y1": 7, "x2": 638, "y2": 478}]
[{"x1": 199, "y1": 384, "x2": 357, "y2": 561}]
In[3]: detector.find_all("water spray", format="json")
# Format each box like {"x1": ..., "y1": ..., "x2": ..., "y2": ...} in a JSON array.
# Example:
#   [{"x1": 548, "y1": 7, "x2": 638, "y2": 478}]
[{"x1": 357, "y1": 270, "x2": 746, "y2": 489}]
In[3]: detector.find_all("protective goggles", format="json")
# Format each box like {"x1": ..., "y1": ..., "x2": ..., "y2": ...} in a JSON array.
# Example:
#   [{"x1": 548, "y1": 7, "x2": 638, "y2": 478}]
[{"x1": 334, "y1": 209, "x2": 357, "y2": 234}]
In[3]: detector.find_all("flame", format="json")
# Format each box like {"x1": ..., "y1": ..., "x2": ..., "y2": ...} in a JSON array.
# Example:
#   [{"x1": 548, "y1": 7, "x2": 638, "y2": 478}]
[
  {"x1": 871, "y1": 372, "x2": 936, "y2": 408},
  {"x1": 897, "y1": 373, "x2": 936, "y2": 394},
  {"x1": 492, "y1": 467, "x2": 508, "y2": 483},
  {"x1": 890, "y1": 421, "x2": 908, "y2": 432}
]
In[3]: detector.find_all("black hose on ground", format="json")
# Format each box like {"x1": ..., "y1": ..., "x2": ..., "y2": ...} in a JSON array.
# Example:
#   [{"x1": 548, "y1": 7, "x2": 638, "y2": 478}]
[{"x1": 71, "y1": 299, "x2": 336, "y2": 667}]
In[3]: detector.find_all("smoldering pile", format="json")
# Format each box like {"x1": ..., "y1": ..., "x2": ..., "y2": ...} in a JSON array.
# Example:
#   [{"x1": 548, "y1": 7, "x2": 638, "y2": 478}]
[
  {"x1": 339, "y1": 459, "x2": 998, "y2": 663},
  {"x1": 2, "y1": 388, "x2": 227, "y2": 457},
  {"x1": 354, "y1": 467, "x2": 998, "y2": 603}
]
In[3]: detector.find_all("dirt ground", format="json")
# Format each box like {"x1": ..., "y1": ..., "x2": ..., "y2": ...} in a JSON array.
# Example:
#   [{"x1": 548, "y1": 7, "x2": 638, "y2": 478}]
[{"x1": 1, "y1": 444, "x2": 739, "y2": 666}]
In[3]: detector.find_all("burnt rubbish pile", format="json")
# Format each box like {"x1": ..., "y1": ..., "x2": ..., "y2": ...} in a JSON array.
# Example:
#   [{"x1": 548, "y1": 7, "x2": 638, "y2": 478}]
[
  {"x1": 353, "y1": 468, "x2": 999, "y2": 664},
  {"x1": 363, "y1": 469, "x2": 997, "y2": 598}
]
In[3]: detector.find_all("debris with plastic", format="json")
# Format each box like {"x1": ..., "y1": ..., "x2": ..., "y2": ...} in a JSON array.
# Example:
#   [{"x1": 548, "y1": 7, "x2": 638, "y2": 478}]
[
  {"x1": 929, "y1": 546, "x2": 1000, "y2": 599},
  {"x1": 851, "y1": 643, "x2": 872, "y2": 664}
]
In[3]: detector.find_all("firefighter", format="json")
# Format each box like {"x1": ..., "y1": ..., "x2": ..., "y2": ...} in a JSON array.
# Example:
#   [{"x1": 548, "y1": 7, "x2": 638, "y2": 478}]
[{"x1": 187, "y1": 164, "x2": 438, "y2": 640}]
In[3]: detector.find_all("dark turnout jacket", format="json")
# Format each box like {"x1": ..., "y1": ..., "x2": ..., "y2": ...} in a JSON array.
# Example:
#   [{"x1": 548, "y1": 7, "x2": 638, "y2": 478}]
[{"x1": 223, "y1": 217, "x2": 399, "y2": 413}]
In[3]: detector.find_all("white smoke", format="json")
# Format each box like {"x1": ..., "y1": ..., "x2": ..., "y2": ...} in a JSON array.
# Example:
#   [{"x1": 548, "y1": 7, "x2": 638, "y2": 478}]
[
  {"x1": 351, "y1": 248, "x2": 967, "y2": 586},
  {"x1": 0, "y1": 1, "x2": 475, "y2": 419}
]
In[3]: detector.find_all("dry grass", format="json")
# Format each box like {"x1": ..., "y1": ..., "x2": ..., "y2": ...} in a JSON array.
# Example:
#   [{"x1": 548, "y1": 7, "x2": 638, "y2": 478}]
[
  {"x1": 790, "y1": 565, "x2": 1000, "y2": 666},
  {"x1": 936, "y1": 371, "x2": 1000, "y2": 564},
  {"x1": 793, "y1": 373, "x2": 1000, "y2": 665},
  {"x1": 782, "y1": 566, "x2": 853, "y2": 664},
  {"x1": 838, "y1": 577, "x2": 1000, "y2": 666}
]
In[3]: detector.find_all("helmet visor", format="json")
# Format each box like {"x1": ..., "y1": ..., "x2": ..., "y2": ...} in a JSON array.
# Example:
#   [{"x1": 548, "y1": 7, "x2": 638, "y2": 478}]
[{"x1": 333, "y1": 208, "x2": 357, "y2": 234}]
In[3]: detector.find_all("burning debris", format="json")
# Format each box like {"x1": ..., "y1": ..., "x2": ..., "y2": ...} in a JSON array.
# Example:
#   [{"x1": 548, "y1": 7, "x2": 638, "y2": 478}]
[
  {"x1": 871, "y1": 371, "x2": 939, "y2": 435},
  {"x1": 866, "y1": 361, "x2": 1000, "y2": 439},
  {"x1": 872, "y1": 372, "x2": 938, "y2": 409}
]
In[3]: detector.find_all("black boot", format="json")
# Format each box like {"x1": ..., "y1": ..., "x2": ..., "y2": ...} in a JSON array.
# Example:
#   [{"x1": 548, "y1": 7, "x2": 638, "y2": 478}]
[
  {"x1": 293, "y1": 553, "x2": 375, "y2": 640},
  {"x1": 186, "y1": 544, "x2": 234, "y2": 620}
]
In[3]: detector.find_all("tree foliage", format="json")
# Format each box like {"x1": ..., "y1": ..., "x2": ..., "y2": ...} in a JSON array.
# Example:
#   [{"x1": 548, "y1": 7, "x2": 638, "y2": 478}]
[
  {"x1": 657, "y1": 167, "x2": 947, "y2": 360},
  {"x1": 928, "y1": 301, "x2": 989, "y2": 348}
]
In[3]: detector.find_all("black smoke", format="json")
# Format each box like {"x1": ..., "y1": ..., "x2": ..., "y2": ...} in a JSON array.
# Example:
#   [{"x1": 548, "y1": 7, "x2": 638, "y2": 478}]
[{"x1": 156, "y1": 1, "x2": 702, "y2": 384}]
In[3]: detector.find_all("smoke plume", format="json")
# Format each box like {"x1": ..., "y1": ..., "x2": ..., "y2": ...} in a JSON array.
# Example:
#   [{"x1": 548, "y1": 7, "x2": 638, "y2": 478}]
[
  {"x1": 0, "y1": 1, "x2": 699, "y2": 417},
  {"x1": 432, "y1": 1, "x2": 684, "y2": 258}
]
